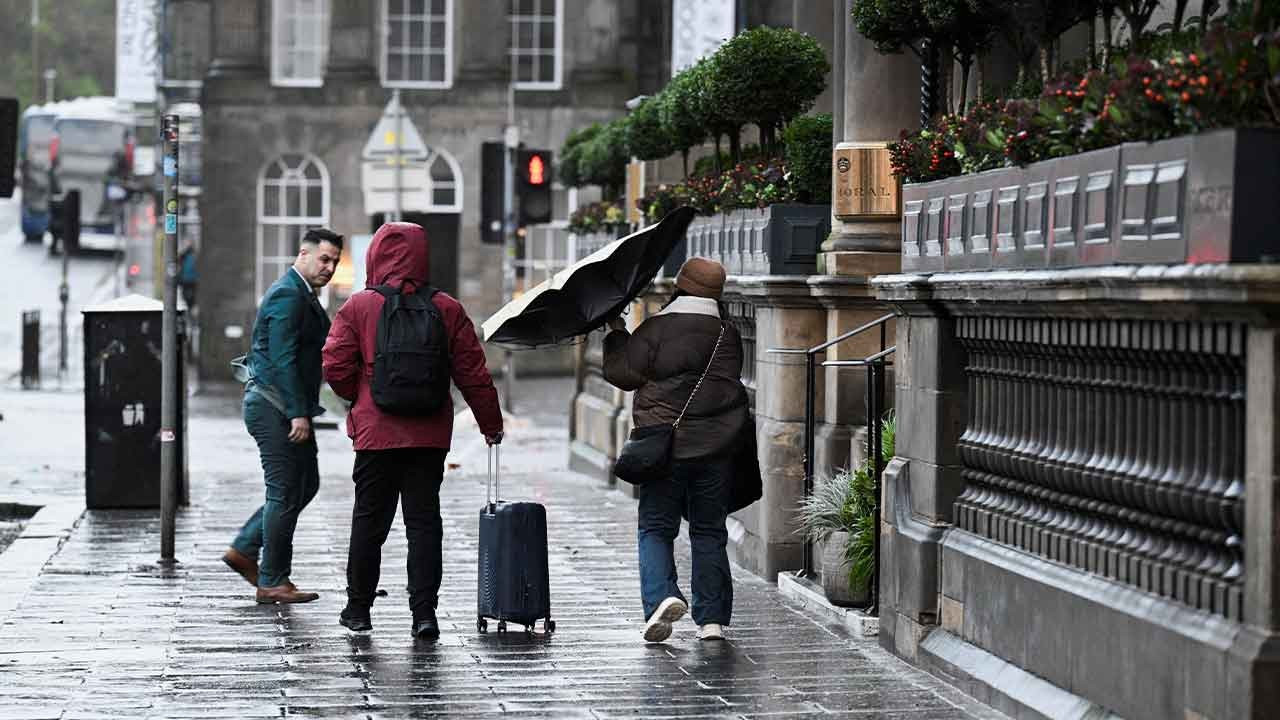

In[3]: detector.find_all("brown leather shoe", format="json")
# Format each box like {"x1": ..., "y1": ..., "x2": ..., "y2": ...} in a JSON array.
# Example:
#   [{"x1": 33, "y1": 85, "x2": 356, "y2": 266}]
[
  {"x1": 222, "y1": 548, "x2": 259, "y2": 587},
  {"x1": 255, "y1": 585, "x2": 320, "y2": 604}
]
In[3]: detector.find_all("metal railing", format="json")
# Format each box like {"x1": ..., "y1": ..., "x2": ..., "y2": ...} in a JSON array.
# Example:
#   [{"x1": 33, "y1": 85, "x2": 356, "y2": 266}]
[{"x1": 768, "y1": 312, "x2": 896, "y2": 613}]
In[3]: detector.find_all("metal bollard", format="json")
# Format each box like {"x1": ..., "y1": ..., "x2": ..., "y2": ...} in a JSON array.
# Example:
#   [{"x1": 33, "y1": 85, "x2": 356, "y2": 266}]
[{"x1": 21, "y1": 310, "x2": 40, "y2": 389}]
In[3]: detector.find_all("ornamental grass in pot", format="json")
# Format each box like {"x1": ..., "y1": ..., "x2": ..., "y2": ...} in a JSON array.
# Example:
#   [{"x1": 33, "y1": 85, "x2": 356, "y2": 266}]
[{"x1": 796, "y1": 414, "x2": 896, "y2": 608}]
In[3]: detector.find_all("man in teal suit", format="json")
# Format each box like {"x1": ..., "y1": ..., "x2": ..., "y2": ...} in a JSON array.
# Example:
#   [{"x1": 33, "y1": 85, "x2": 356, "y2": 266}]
[{"x1": 223, "y1": 228, "x2": 343, "y2": 604}]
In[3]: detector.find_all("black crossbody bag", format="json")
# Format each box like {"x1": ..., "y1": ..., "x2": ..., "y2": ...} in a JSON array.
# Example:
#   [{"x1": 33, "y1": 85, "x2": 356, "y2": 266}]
[{"x1": 612, "y1": 325, "x2": 725, "y2": 486}]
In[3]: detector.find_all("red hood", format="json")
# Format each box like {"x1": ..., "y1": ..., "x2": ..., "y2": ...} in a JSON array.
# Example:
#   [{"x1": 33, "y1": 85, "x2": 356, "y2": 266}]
[{"x1": 366, "y1": 222, "x2": 430, "y2": 290}]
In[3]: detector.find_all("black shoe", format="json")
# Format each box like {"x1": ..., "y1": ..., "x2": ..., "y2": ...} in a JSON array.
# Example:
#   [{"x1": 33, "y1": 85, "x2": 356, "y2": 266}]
[
  {"x1": 413, "y1": 613, "x2": 440, "y2": 640},
  {"x1": 339, "y1": 608, "x2": 372, "y2": 632}
]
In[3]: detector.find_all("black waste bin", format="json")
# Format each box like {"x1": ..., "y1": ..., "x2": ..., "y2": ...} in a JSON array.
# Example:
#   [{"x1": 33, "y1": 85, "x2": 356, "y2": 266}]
[{"x1": 82, "y1": 295, "x2": 188, "y2": 509}]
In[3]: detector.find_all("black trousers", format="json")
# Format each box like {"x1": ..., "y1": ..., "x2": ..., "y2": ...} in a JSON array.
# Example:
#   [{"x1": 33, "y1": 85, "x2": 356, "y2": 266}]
[{"x1": 347, "y1": 447, "x2": 448, "y2": 620}]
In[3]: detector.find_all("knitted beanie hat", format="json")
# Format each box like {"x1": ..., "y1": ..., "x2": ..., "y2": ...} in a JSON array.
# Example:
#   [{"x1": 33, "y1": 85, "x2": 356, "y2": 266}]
[{"x1": 674, "y1": 257, "x2": 727, "y2": 299}]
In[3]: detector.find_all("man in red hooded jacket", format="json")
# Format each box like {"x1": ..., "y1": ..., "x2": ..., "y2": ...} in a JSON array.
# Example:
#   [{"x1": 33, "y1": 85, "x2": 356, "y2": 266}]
[{"x1": 322, "y1": 222, "x2": 503, "y2": 639}]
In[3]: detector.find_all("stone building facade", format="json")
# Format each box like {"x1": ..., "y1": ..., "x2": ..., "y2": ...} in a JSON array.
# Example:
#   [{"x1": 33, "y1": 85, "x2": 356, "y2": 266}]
[
  {"x1": 195, "y1": 0, "x2": 671, "y2": 380},
  {"x1": 568, "y1": 1, "x2": 1280, "y2": 718}
]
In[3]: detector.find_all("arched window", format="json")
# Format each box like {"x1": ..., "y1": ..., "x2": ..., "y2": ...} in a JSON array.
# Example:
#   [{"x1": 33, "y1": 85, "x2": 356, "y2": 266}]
[
  {"x1": 256, "y1": 153, "x2": 330, "y2": 301},
  {"x1": 424, "y1": 147, "x2": 462, "y2": 212}
]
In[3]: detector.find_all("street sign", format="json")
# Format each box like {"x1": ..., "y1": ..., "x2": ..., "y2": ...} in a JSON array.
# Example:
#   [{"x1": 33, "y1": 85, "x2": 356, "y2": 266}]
[
  {"x1": 672, "y1": 0, "x2": 735, "y2": 74},
  {"x1": 361, "y1": 93, "x2": 430, "y2": 216},
  {"x1": 116, "y1": 0, "x2": 158, "y2": 103}
]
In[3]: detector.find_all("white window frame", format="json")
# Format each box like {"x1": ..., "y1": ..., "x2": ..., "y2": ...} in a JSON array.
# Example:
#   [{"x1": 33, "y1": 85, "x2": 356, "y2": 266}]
[
  {"x1": 256, "y1": 154, "x2": 332, "y2": 305},
  {"x1": 271, "y1": 0, "x2": 331, "y2": 88},
  {"x1": 381, "y1": 0, "x2": 454, "y2": 89},
  {"x1": 508, "y1": 0, "x2": 563, "y2": 91},
  {"x1": 421, "y1": 146, "x2": 465, "y2": 213}
]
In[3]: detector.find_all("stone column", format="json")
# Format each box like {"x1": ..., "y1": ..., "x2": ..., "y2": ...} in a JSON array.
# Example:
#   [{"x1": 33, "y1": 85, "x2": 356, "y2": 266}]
[
  {"x1": 1232, "y1": 326, "x2": 1280, "y2": 719},
  {"x1": 208, "y1": 0, "x2": 265, "y2": 77},
  {"x1": 327, "y1": 0, "x2": 378, "y2": 81},
  {"x1": 738, "y1": 279, "x2": 828, "y2": 579},
  {"x1": 809, "y1": 278, "x2": 896, "y2": 480},
  {"x1": 791, "y1": 0, "x2": 836, "y2": 116},
  {"x1": 822, "y1": 0, "x2": 918, "y2": 265},
  {"x1": 875, "y1": 277, "x2": 968, "y2": 661},
  {"x1": 165, "y1": 0, "x2": 213, "y2": 90}
]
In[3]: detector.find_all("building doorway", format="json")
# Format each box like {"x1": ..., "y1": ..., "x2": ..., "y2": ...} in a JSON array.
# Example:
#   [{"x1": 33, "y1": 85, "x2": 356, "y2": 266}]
[{"x1": 370, "y1": 212, "x2": 460, "y2": 298}]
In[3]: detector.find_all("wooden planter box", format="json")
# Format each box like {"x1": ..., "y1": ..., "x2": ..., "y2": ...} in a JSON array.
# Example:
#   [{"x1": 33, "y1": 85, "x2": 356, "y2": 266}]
[
  {"x1": 901, "y1": 128, "x2": 1280, "y2": 272},
  {"x1": 673, "y1": 204, "x2": 831, "y2": 276}
]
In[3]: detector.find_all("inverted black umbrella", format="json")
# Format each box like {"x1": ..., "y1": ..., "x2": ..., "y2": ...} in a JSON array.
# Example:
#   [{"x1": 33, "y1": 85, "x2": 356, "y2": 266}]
[{"x1": 482, "y1": 206, "x2": 696, "y2": 349}]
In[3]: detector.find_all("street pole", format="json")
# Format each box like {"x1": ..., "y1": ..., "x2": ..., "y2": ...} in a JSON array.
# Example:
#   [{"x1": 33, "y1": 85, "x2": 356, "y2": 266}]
[
  {"x1": 502, "y1": 53, "x2": 518, "y2": 413},
  {"x1": 30, "y1": 0, "x2": 38, "y2": 107},
  {"x1": 58, "y1": 221, "x2": 67, "y2": 378},
  {"x1": 42, "y1": 68, "x2": 56, "y2": 103},
  {"x1": 392, "y1": 88, "x2": 402, "y2": 223},
  {"x1": 159, "y1": 113, "x2": 179, "y2": 563}
]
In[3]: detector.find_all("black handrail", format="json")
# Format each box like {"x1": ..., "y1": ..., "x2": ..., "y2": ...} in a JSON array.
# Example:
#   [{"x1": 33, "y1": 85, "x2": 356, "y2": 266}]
[{"x1": 766, "y1": 312, "x2": 896, "y2": 603}]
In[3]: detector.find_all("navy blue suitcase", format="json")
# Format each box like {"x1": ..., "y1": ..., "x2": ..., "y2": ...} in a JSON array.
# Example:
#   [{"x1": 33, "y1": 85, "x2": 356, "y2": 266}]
[{"x1": 477, "y1": 446, "x2": 554, "y2": 634}]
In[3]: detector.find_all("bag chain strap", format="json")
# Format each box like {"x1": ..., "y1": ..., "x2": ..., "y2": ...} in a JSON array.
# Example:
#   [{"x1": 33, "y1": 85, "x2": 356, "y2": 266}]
[{"x1": 673, "y1": 324, "x2": 725, "y2": 429}]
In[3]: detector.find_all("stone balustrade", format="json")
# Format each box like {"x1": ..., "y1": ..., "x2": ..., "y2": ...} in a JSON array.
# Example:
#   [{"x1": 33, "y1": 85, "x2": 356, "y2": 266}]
[{"x1": 874, "y1": 264, "x2": 1280, "y2": 720}]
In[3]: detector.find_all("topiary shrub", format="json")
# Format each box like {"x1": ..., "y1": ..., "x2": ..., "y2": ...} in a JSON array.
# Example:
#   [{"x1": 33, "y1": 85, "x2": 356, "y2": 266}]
[
  {"x1": 659, "y1": 65, "x2": 709, "y2": 178},
  {"x1": 690, "y1": 55, "x2": 744, "y2": 168},
  {"x1": 558, "y1": 124, "x2": 602, "y2": 189},
  {"x1": 578, "y1": 118, "x2": 630, "y2": 197},
  {"x1": 783, "y1": 113, "x2": 833, "y2": 204},
  {"x1": 708, "y1": 26, "x2": 830, "y2": 156},
  {"x1": 626, "y1": 94, "x2": 673, "y2": 162}
]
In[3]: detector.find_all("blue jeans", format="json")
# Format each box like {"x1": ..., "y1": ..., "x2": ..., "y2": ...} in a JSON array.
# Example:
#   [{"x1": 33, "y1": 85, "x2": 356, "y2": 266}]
[
  {"x1": 231, "y1": 391, "x2": 320, "y2": 588},
  {"x1": 637, "y1": 455, "x2": 734, "y2": 626}
]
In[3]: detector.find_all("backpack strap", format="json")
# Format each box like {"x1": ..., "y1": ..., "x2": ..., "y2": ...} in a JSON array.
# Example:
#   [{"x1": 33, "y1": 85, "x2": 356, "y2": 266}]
[{"x1": 370, "y1": 285, "x2": 397, "y2": 298}]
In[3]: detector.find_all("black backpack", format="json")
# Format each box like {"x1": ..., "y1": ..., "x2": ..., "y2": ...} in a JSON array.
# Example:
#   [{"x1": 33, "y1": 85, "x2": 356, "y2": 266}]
[{"x1": 370, "y1": 284, "x2": 450, "y2": 415}]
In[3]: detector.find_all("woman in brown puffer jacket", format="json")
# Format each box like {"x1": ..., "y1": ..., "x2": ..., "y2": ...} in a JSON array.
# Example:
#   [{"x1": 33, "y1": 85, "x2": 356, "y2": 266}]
[{"x1": 603, "y1": 257, "x2": 749, "y2": 644}]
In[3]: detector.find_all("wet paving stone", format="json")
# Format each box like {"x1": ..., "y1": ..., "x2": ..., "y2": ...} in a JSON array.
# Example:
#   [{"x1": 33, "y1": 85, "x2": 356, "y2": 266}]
[{"x1": 0, "y1": 380, "x2": 1004, "y2": 719}]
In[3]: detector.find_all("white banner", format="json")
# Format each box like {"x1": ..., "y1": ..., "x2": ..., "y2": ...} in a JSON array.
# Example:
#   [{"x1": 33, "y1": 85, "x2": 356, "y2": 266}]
[
  {"x1": 671, "y1": 0, "x2": 736, "y2": 74},
  {"x1": 116, "y1": 0, "x2": 158, "y2": 103}
]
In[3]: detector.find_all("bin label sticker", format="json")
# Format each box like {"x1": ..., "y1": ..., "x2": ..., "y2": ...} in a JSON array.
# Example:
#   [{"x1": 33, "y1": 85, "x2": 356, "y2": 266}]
[
  {"x1": 160, "y1": 429, "x2": 176, "y2": 442},
  {"x1": 165, "y1": 214, "x2": 177, "y2": 233}
]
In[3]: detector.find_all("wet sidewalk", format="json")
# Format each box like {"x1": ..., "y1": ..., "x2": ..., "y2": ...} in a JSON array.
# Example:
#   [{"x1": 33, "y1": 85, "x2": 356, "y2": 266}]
[{"x1": 0, "y1": 379, "x2": 1003, "y2": 720}]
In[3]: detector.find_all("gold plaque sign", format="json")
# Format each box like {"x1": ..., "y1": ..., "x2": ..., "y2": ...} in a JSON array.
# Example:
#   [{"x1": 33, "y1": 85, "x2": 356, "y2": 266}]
[
  {"x1": 625, "y1": 158, "x2": 645, "y2": 226},
  {"x1": 833, "y1": 142, "x2": 900, "y2": 220}
]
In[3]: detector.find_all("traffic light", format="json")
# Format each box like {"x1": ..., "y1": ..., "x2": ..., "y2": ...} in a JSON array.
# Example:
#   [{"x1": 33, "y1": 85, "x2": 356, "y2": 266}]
[
  {"x1": 517, "y1": 148, "x2": 552, "y2": 226},
  {"x1": 480, "y1": 143, "x2": 554, "y2": 242},
  {"x1": 0, "y1": 97, "x2": 16, "y2": 199},
  {"x1": 479, "y1": 141, "x2": 504, "y2": 245},
  {"x1": 49, "y1": 189, "x2": 80, "y2": 254}
]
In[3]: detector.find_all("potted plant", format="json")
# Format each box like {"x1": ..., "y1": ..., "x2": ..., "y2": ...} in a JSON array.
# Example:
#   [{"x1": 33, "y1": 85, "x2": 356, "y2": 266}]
[
  {"x1": 797, "y1": 414, "x2": 896, "y2": 608},
  {"x1": 892, "y1": 9, "x2": 1280, "y2": 273}
]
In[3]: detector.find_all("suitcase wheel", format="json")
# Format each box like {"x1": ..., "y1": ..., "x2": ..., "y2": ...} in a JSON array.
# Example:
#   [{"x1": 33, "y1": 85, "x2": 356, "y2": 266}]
[
  {"x1": 477, "y1": 617, "x2": 488, "y2": 633},
  {"x1": 497, "y1": 620, "x2": 507, "y2": 634},
  {"x1": 545, "y1": 619, "x2": 556, "y2": 634}
]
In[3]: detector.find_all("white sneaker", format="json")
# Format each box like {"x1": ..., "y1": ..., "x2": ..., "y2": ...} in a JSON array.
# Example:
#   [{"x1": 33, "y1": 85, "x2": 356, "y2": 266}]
[
  {"x1": 642, "y1": 596, "x2": 688, "y2": 643},
  {"x1": 697, "y1": 623, "x2": 724, "y2": 641}
]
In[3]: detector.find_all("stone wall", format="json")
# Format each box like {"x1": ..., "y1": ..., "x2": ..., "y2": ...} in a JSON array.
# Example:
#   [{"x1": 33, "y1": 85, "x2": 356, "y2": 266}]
[{"x1": 874, "y1": 265, "x2": 1280, "y2": 720}]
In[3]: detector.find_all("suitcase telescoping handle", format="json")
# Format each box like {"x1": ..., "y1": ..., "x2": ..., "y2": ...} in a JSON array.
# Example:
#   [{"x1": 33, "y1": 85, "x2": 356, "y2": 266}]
[{"x1": 486, "y1": 444, "x2": 500, "y2": 507}]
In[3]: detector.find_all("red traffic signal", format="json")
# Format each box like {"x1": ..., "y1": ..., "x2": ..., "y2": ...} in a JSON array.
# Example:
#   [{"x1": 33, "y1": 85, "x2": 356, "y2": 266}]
[
  {"x1": 527, "y1": 154, "x2": 546, "y2": 186},
  {"x1": 517, "y1": 148, "x2": 553, "y2": 225}
]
